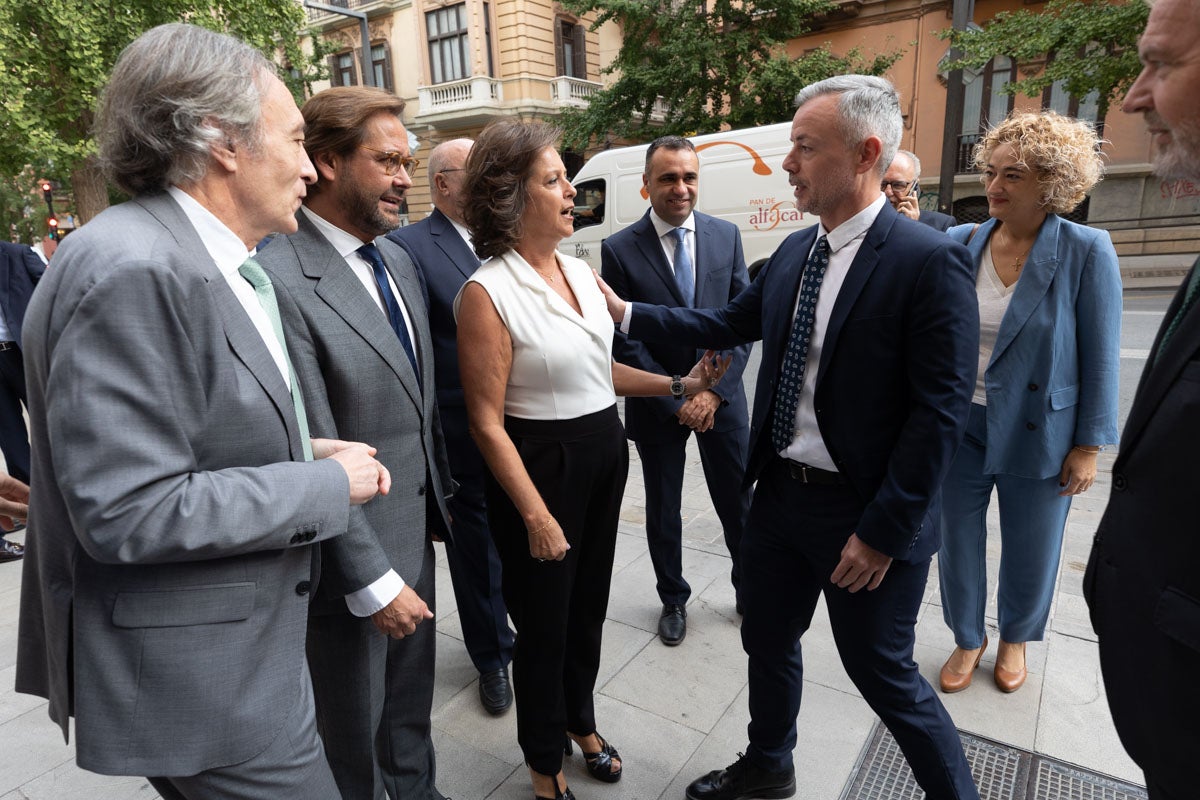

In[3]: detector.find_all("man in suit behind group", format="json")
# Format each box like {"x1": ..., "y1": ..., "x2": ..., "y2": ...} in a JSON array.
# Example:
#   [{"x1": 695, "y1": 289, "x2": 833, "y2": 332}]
[
  {"x1": 387, "y1": 138, "x2": 517, "y2": 715},
  {"x1": 599, "y1": 75, "x2": 980, "y2": 800},
  {"x1": 0, "y1": 240, "x2": 43, "y2": 561},
  {"x1": 1086, "y1": 1, "x2": 1200, "y2": 797},
  {"x1": 600, "y1": 136, "x2": 752, "y2": 646},
  {"x1": 882, "y1": 150, "x2": 957, "y2": 232},
  {"x1": 258, "y1": 85, "x2": 453, "y2": 800},
  {"x1": 15, "y1": 24, "x2": 390, "y2": 799}
]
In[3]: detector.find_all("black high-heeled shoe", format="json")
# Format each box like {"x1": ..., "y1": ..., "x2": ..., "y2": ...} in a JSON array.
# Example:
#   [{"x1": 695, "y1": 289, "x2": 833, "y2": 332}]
[
  {"x1": 565, "y1": 731, "x2": 623, "y2": 783},
  {"x1": 534, "y1": 785, "x2": 576, "y2": 800}
]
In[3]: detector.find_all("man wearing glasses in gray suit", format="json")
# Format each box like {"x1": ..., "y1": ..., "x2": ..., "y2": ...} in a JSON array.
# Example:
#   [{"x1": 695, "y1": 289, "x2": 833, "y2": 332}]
[
  {"x1": 258, "y1": 85, "x2": 454, "y2": 800},
  {"x1": 14, "y1": 24, "x2": 391, "y2": 800}
]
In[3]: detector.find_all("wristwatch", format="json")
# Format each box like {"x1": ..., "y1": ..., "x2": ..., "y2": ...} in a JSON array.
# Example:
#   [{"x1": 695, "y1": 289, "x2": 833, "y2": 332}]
[{"x1": 670, "y1": 375, "x2": 686, "y2": 399}]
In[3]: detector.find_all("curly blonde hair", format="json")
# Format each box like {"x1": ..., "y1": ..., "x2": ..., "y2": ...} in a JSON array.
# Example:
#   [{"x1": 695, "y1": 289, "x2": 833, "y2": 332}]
[{"x1": 973, "y1": 111, "x2": 1104, "y2": 214}]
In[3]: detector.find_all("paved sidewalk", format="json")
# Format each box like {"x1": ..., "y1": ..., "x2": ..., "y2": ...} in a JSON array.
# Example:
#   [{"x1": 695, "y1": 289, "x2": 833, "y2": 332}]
[{"x1": 0, "y1": 430, "x2": 1140, "y2": 800}]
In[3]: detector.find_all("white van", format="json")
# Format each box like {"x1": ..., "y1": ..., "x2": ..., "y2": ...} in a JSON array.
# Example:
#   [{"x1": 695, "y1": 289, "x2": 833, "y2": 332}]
[{"x1": 562, "y1": 122, "x2": 815, "y2": 275}]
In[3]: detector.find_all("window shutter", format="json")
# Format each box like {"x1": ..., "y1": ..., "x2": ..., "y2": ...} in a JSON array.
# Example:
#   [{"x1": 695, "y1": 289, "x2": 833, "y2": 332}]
[
  {"x1": 328, "y1": 55, "x2": 341, "y2": 87},
  {"x1": 572, "y1": 24, "x2": 586, "y2": 79},
  {"x1": 554, "y1": 21, "x2": 564, "y2": 76}
]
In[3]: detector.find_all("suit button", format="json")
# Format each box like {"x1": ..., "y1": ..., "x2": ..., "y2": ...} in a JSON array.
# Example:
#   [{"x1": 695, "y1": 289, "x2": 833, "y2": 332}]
[
  {"x1": 1028, "y1": 383, "x2": 1038, "y2": 391},
  {"x1": 1026, "y1": 422, "x2": 1037, "y2": 431},
  {"x1": 304, "y1": 531, "x2": 316, "y2": 542},
  {"x1": 295, "y1": 581, "x2": 311, "y2": 596},
  {"x1": 417, "y1": 484, "x2": 426, "y2": 496},
  {"x1": 1113, "y1": 473, "x2": 1127, "y2": 491},
  {"x1": 289, "y1": 532, "x2": 303, "y2": 545}
]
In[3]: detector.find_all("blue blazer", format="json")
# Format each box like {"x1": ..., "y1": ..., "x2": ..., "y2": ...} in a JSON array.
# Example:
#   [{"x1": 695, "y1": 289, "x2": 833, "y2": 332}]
[
  {"x1": 948, "y1": 215, "x2": 1121, "y2": 479},
  {"x1": 601, "y1": 210, "x2": 751, "y2": 443},
  {"x1": 629, "y1": 203, "x2": 979, "y2": 561},
  {"x1": 0, "y1": 242, "x2": 46, "y2": 346}
]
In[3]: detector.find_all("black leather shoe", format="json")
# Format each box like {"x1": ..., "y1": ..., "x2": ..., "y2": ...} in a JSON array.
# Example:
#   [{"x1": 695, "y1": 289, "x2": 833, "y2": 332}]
[
  {"x1": 0, "y1": 539, "x2": 23, "y2": 563},
  {"x1": 685, "y1": 753, "x2": 796, "y2": 800},
  {"x1": 479, "y1": 667, "x2": 513, "y2": 715},
  {"x1": 658, "y1": 603, "x2": 686, "y2": 646}
]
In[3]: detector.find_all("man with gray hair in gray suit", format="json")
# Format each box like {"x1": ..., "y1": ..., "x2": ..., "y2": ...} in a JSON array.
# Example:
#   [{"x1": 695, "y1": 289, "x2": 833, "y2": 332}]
[
  {"x1": 15, "y1": 23, "x2": 391, "y2": 800},
  {"x1": 257, "y1": 85, "x2": 454, "y2": 800}
]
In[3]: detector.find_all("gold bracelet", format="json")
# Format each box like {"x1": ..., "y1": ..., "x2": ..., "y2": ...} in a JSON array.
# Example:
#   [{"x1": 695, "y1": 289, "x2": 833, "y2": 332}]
[
  {"x1": 1072, "y1": 445, "x2": 1102, "y2": 454},
  {"x1": 527, "y1": 518, "x2": 554, "y2": 535}
]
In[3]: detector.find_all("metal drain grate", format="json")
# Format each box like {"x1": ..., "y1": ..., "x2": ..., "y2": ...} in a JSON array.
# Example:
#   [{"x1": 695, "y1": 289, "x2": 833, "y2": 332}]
[{"x1": 840, "y1": 722, "x2": 1146, "y2": 800}]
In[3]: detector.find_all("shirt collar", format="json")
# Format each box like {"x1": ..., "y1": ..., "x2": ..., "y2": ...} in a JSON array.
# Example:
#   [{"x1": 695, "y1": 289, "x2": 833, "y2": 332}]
[
  {"x1": 167, "y1": 186, "x2": 253, "y2": 278},
  {"x1": 819, "y1": 194, "x2": 887, "y2": 254},
  {"x1": 650, "y1": 209, "x2": 695, "y2": 239},
  {"x1": 300, "y1": 205, "x2": 373, "y2": 259}
]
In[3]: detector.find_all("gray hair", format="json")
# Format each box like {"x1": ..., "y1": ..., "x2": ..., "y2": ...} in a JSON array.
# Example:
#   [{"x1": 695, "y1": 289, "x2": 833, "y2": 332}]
[
  {"x1": 794, "y1": 75, "x2": 902, "y2": 177},
  {"x1": 429, "y1": 138, "x2": 474, "y2": 176},
  {"x1": 895, "y1": 149, "x2": 921, "y2": 177},
  {"x1": 95, "y1": 23, "x2": 275, "y2": 196}
]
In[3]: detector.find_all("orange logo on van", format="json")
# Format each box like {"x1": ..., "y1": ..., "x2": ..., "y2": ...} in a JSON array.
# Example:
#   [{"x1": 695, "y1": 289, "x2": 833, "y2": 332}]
[
  {"x1": 748, "y1": 200, "x2": 804, "y2": 231},
  {"x1": 639, "y1": 140, "x2": 773, "y2": 199}
]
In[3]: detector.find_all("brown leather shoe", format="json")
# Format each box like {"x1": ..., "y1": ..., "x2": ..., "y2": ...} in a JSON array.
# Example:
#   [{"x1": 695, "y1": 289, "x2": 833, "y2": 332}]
[
  {"x1": 938, "y1": 636, "x2": 987, "y2": 693},
  {"x1": 994, "y1": 641, "x2": 1027, "y2": 693}
]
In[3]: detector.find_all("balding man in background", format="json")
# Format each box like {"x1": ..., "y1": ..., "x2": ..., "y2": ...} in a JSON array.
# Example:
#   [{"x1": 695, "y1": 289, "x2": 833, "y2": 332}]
[{"x1": 882, "y1": 149, "x2": 957, "y2": 232}]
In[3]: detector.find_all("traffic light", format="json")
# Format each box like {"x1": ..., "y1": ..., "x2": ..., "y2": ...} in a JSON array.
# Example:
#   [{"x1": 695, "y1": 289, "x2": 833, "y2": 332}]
[
  {"x1": 40, "y1": 181, "x2": 52, "y2": 203},
  {"x1": 48, "y1": 216, "x2": 59, "y2": 240}
]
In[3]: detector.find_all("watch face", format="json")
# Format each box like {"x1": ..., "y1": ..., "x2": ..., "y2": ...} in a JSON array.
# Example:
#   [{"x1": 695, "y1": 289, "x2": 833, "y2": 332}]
[{"x1": 671, "y1": 378, "x2": 685, "y2": 397}]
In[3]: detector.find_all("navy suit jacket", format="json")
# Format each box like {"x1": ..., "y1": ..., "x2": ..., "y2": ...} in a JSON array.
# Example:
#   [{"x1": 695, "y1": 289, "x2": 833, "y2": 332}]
[
  {"x1": 386, "y1": 209, "x2": 482, "y2": 469},
  {"x1": 0, "y1": 242, "x2": 46, "y2": 345},
  {"x1": 919, "y1": 209, "x2": 957, "y2": 232},
  {"x1": 628, "y1": 202, "x2": 979, "y2": 561},
  {"x1": 601, "y1": 210, "x2": 751, "y2": 443}
]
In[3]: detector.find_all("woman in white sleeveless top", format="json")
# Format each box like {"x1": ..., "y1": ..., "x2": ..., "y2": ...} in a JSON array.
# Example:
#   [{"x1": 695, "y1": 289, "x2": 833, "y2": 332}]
[{"x1": 455, "y1": 120, "x2": 726, "y2": 800}]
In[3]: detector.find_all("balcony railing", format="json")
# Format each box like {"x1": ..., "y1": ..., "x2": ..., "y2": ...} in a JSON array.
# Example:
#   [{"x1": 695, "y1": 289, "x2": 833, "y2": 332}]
[
  {"x1": 417, "y1": 76, "x2": 503, "y2": 113},
  {"x1": 956, "y1": 133, "x2": 982, "y2": 173},
  {"x1": 550, "y1": 77, "x2": 601, "y2": 107}
]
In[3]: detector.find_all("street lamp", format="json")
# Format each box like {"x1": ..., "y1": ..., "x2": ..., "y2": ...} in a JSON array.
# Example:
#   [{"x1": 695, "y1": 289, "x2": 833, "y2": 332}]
[{"x1": 304, "y1": 1, "x2": 375, "y2": 88}]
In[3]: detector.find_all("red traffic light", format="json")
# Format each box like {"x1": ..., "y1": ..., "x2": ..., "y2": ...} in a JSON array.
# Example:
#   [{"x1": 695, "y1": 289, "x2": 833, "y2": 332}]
[
  {"x1": 48, "y1": 217, "x2": 58, "y2": 228},
  {"x1": 40, "y1": 181, "x2": 51, "y2": 192}
]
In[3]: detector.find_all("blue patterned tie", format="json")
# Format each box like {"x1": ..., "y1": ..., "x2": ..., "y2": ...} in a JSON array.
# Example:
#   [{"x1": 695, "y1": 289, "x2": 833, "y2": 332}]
[
  {"x1": 1156, "y1": 257, "x2": 1200, "y2": 361},
  {"x1": 671, "y1": 227, "x2": 694, "y2": 308},
  {"x1": 358, "y1": 243, "x2": 421, "y2": 388},
  {"x1": 238, "y1": 257, "x2": 313, "y2": 461},
  {"x1": 771, "y1": 236, "x2": 830, "y2": 453}
]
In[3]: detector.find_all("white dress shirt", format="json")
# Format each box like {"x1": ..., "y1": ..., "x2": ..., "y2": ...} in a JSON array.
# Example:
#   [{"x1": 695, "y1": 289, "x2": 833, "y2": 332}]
[
  {"x1": 780, "y1": 194, "x2": 887, "y2": 470},
  {"x1": 298, "y1": 206, "x2": 412, "y2": 616},
  {"x1": 649, "y1": 209, "x2": 696, "y2": 286}
]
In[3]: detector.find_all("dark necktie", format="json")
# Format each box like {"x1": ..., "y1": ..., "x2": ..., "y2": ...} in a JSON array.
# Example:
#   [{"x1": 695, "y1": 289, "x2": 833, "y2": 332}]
[
  {"x1": 1155, "y1": 256, "x2": 1200, "y2": 362},
  {"x1": 358, "y1": 243, "x2": 421, "y2": 387},
  {"x1": 771, "y1": 236, "x2": 830, "y2": 454},
  {"x1": 671, "y1": 227, "x2": 694, "y2": 308},
  {"x1": 237, "y1": 257, "x2": 313, "y2": 461}
]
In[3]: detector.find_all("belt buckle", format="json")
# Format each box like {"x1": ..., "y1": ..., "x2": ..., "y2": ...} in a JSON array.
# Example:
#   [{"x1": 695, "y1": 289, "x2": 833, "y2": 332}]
[{"x1": 797, "y1": 464, "x2": 811, "y2": 483}]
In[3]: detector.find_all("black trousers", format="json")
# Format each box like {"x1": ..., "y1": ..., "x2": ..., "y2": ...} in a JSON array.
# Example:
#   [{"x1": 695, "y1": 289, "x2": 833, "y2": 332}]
[
  {"x1": 0, "y1": 347, "x2": 30, "y2": 484},
  {"x1": 485, "y1": 406, "x2": 628, "y2": 776}
]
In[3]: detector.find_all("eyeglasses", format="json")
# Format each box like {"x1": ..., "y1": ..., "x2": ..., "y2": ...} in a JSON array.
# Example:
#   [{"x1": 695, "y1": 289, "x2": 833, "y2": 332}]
[
  {"x1": 438, "y1": 168, "x2": 465, "y2": 174},
  {"x1": 881, "y1": 179, "x2": 915, "y2": 195},
  {"x1": 359, "y1": 145, "x2": 420, "y2": 176}
]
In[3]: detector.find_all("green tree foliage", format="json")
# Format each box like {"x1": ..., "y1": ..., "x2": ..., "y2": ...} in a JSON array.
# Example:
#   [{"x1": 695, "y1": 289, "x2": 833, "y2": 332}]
[
  {"x1": 940, "y1": 0, "x2": 1147, "y2": 117},
  {"x1": 558, "y1": 0, "x2": 904, "y2": 148},
  {"x1": 0, "y1": 0, "x2": 326, "y2": 224}
]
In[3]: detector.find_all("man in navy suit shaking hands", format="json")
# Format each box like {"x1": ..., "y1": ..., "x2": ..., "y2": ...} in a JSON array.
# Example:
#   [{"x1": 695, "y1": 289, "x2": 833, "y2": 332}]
[
  {"x1": 600, "y1": 136, "x2": 752, "y2": 647},
  {"x1": 598, "y1": 75, "x2": 981, "y2": 800}
]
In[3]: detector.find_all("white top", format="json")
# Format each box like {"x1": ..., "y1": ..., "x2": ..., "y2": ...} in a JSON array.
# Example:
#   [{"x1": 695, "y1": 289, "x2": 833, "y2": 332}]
[
  {"x1": 456, "y1": 249, "x2": 615, "y2": 420},
  {"x1": 649, "y1": 209, "x2": 696, "y2": 286},
  {"x1": 973, "y1": 243, "x2": 1017, "y2": 406},
  {"x1": 780, "y1": 194, "x2": 887, "y2": 470},
  {"x1": 167, "y1": 187, "x2": 288, "y2": 384}
]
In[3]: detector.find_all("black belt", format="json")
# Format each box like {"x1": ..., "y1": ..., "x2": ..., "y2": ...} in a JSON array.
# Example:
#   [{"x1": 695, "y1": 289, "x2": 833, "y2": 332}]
[
  {"x1": 0, "y1": 342, "x2": 15, "y2": 352},
  {"x1": 780, "y1": 457, "x2": 847, "y2": 485}
]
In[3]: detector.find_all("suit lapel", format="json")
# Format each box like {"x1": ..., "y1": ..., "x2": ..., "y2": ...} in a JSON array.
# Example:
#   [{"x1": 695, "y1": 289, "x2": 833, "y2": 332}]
[
  {"x1": 767, "y1": 227, "x2": 819, "y2": 359},
  {"x1": 632, "y1": 212, "x2": 688, "y2": 306},
  {"x1": 429, "y1": 209, "x2": 479, "y2": 281},
  {"x1": 989, "y1": 215, "x2": 1062, "y2": 366},
  {"x1": 292, "y1": 214, "x2": 423, "y2": 407},
  {"x1": 817, "y1": 212, "x2": 888, "y2": 381},
  {"x1": 379, "y1": 240, "x2": 433, "y2": 407},
  {"x1": 693, "y1": 216, "x2": 714, "y2": 302}
]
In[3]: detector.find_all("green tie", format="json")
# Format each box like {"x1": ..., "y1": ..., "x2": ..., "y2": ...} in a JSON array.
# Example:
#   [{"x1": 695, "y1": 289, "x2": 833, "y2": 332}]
[
  {"x1": 238, "y1": 257, "x2": 313, "y2": 461},
  {"x1": 1156, "y1": 259, "x2": 1200, "y2": 362}
]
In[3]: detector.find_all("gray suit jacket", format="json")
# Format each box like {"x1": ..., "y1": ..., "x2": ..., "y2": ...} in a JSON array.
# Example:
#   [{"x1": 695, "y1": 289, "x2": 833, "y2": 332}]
[
  {"x1": 15, "y1": 193, "x2": 352, "y2": 776},
  {"x1": 260, "y1": 212, "x2": 453, "y2": 607}
]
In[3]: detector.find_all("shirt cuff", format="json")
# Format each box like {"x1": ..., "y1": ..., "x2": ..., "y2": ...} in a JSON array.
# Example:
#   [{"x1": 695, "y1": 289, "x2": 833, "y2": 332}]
[
  {"x1": 620, "y1": 302, "x2": 634, "y2": 334},
  {"x1": 343, "y1": 569, "x2": 406, "y2": 617}
]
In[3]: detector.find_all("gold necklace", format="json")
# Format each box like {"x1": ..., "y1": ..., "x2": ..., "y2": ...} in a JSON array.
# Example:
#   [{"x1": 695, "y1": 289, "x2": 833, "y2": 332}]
[{"x1": 532, "y1": 266, "x2": 558, "y2": 284}]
